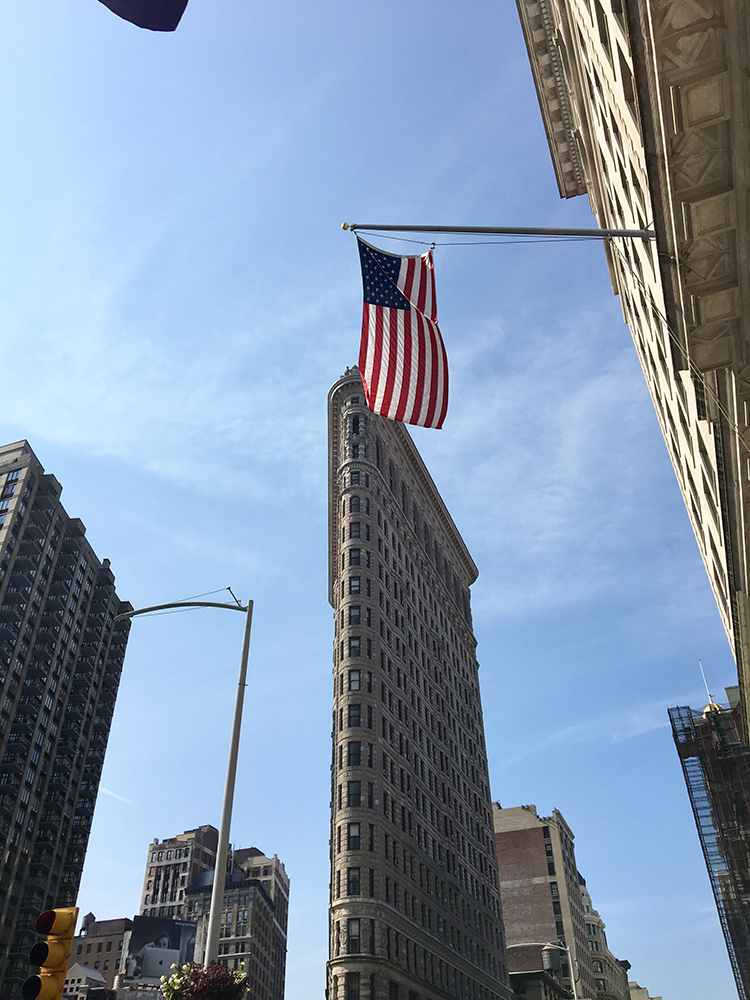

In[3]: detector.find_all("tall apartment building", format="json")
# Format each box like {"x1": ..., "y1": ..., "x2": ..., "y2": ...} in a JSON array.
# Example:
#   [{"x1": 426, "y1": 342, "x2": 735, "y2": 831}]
[
  {"x1": 669, "y1": 687, "x2": 750, "y2": 998},
  {"x1": 328, "y1": 369, "x2": 511, "y2": 1000},
  {"x1": 492, "y1": 803, "x2": 630, "y2": 1000},
  {"x1": 515, "y1": 0, "x2": 750, "y2": 726},
  {"x1": 0, "y1": 440, "x2": 131, "y2": 996},
  {"x1": 185, "y1": 848, "x2": 289, "y2": 1000},
  {"x1": 139, "y1": 823, "x2": 219, "y2": 918}
]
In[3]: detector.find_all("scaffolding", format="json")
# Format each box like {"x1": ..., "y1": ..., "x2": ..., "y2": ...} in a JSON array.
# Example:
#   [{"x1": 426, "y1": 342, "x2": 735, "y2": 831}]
[{"x1": 670, "y1": 704, "x2": 750, "y2": 999}]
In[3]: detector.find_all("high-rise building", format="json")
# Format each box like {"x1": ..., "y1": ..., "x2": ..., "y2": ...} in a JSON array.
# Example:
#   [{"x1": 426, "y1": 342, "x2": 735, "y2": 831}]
[
  {"x1": 514, "y1": 0, "x2": 750, "y2": 728},
  {"x1": 669, "y1": 687, "x2": 750, "y2": 998},
  {"x1": 327, "y1": 369, "x2": 511, "y2": 1000},
  {"x1": 135, "y1": 824, "x2": 289, "y2": 1000},
  {"x1": 139, "y1": 823, "x2": 219, "y2": 918},
  {"x1": 0, "y1": 440, "x2": 131, "y2": 996},
  {"x1": 185, "y1": 847, "x2": 289, "y2": 1000},
  {"x1": 492, "y1": 803, "x2": 630, "y2": 1000}
]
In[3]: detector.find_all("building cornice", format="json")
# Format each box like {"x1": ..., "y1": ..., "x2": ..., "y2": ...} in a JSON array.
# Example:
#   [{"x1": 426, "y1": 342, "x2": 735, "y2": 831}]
[{"x1": 516, "y1": 0, "x2": 588, "y2": 198}]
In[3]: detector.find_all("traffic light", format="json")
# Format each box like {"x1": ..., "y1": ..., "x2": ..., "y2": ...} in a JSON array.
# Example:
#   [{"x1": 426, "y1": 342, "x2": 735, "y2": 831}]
[{"x1": 21, "y1": 907, "x2": 79, "y2": 1000}]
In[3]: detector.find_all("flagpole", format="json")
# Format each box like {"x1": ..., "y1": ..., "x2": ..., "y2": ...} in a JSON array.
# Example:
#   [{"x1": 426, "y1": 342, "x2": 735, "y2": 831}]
[{"x1": 342, "y1": 222, "x2": 654, "y2": 239}]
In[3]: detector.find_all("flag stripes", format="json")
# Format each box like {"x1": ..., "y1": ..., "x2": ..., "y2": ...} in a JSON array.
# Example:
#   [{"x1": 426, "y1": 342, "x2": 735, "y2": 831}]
[{"x1": 357, "y1": 239, "x2": 448, "y2": 429}]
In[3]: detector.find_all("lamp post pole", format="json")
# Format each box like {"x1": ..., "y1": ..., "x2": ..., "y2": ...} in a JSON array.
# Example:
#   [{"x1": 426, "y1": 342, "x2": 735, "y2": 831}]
[
  {"x1": 114, "y1": 598, "x2": 253, "y2": 968},
  {"x1": 204, "y1": 601, "x2": 253, "y2": 964}
]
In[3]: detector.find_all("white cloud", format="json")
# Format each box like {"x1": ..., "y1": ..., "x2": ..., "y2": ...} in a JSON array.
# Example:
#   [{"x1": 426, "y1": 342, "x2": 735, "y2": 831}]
[{"x1": 99, "y1": 786, "x2": 135, "y2": 805}]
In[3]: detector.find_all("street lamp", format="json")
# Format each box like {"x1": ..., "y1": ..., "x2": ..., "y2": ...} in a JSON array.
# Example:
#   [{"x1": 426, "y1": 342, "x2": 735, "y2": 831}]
[
  {"x1": 507, "y1": 941, "x2": 578, "y2": 999},
  {"x1": 114, "y1": 596, "x2": 253, "y2": 967}
]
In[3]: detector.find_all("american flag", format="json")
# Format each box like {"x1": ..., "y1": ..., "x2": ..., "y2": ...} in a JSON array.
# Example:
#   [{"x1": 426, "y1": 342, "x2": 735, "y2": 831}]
[{"x1": 357, "y1": 237, "x2": 448, "y2": 429}]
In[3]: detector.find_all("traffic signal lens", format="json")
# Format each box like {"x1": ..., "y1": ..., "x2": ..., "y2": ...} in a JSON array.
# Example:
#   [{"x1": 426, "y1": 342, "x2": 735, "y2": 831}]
[
  {"x1": 29, "y1": 941, "x2": 50, "y2": 966},
  {"x1": 35, "y1": 911, "x2": 56, "y2": 935},
  {"x1": 20, "y1": 976, "x2": 42, "y2": 1000}
]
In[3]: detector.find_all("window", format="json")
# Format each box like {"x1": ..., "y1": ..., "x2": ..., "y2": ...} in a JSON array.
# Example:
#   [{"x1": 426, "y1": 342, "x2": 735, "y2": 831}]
[
  {"x1": 347, "y1": 868, "x2": 361, "y2": 894},
  {"x1": 595, "y1": 980, "x2": 606, "y2": 991},
  {"x1": 556, "y1": 921, "x2": 564, "y2": 936},
  {"x1": 548, "y1": 862, "x2": 556, "y2": 875},
  {"x1": 594, "y1": 0, "x2": 611, "y2": 60},
  {"x1": 348, "y1": 670, "x2": 360, "y2": 690},
  {"x1": 350, "y1": 472, "x2": 360, "y2": 486},
  {"x1": 550, "y1": 882, "x2": 558, "y2": 896},
  {"x1": 545, "y1": 843, "x2": 553, "y2": 856},
  {"x1": 349, "y1": 577, "x2": 361, "y2": 594},
  {"x1": 592, "y1": 960, "x2": 603, "y2": 973},
  {"x1": 346, "y1": 972, "x2": 360, "y2": 1000},
  {"x1": 348, "y1": 781, "x2": 361, "y2": 806},
  {"x1": 349, "y1": 607, "x2": 361, "y2": 626},
  {"x1": 350, "y1": 496, "x2": 361, "y2": 513},
  {"x1": 350, "y1": 549, "x2": 361, "y2": 566},
  {"x1": 619, "y1": 46, "x2": 636, "y2": 117},
  {"x1": 542, "y1": 826, "x2": 550, "y2": 839},
  {"x1": 349, "y1": 637, "x2": 361, "y2": 657},
  {"x1": 552, "y1": 901, "x2": 561, "y2": 915},
  {"x1": 349, "y1": 704, "x2": 361, "y2": 727},
  {"x1": 348, "y1": 742, "x2": 361, "y2": 766},
  {"x1": 347, "y1": 823, "x2": 360, "y2": 850},
  {"x1": 347, "y1": 918, "x2": 360, "y2": 952},
  {"x1": 350, "y1": 523, "x2": 361, "y2": 539}
]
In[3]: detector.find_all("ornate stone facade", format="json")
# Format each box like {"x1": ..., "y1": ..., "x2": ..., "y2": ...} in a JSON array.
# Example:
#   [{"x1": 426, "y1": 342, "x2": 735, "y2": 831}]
[
  {"x1": 515, "y1": 0, "x2": 750, "y2": 730},
  {"x1": 515, "y1": 0, "x2": 750, "y2": 989},
  {"x1": 327, "y1": 371, "x2": 512, "y2": 1000}
]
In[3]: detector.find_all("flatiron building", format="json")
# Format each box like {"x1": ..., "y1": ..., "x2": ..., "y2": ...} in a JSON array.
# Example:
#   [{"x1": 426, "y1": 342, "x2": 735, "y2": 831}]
[
  {"x1": 0, "y1": 441, "x2": 131, "y2": 996},
  {"x1": 327, "y1": 369, "x2": 511, "y2": 1000}
]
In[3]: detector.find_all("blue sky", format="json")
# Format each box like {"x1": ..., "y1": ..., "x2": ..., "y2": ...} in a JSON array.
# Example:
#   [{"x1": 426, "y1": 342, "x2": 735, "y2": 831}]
[{"x1": 0, "y1": 1, "x2": 739, "y2": 997}]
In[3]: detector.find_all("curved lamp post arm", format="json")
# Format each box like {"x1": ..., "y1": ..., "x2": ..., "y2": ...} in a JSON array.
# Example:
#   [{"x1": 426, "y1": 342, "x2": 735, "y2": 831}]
[{"x1": 115, "y1": 600, "x2": 248, "y2": 620}]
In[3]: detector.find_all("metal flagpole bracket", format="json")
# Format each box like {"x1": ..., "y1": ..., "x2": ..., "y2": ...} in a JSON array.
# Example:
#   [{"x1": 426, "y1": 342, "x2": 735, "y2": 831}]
[{"x1": 342, "y1": 222, "x2": 655, "y2": 239}]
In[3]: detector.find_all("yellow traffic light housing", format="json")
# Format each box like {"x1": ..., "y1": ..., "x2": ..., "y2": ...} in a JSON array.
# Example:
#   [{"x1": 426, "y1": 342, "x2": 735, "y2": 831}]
[{"x1": 21, "y1": 907, "x2": 79, "y2": 1000}]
